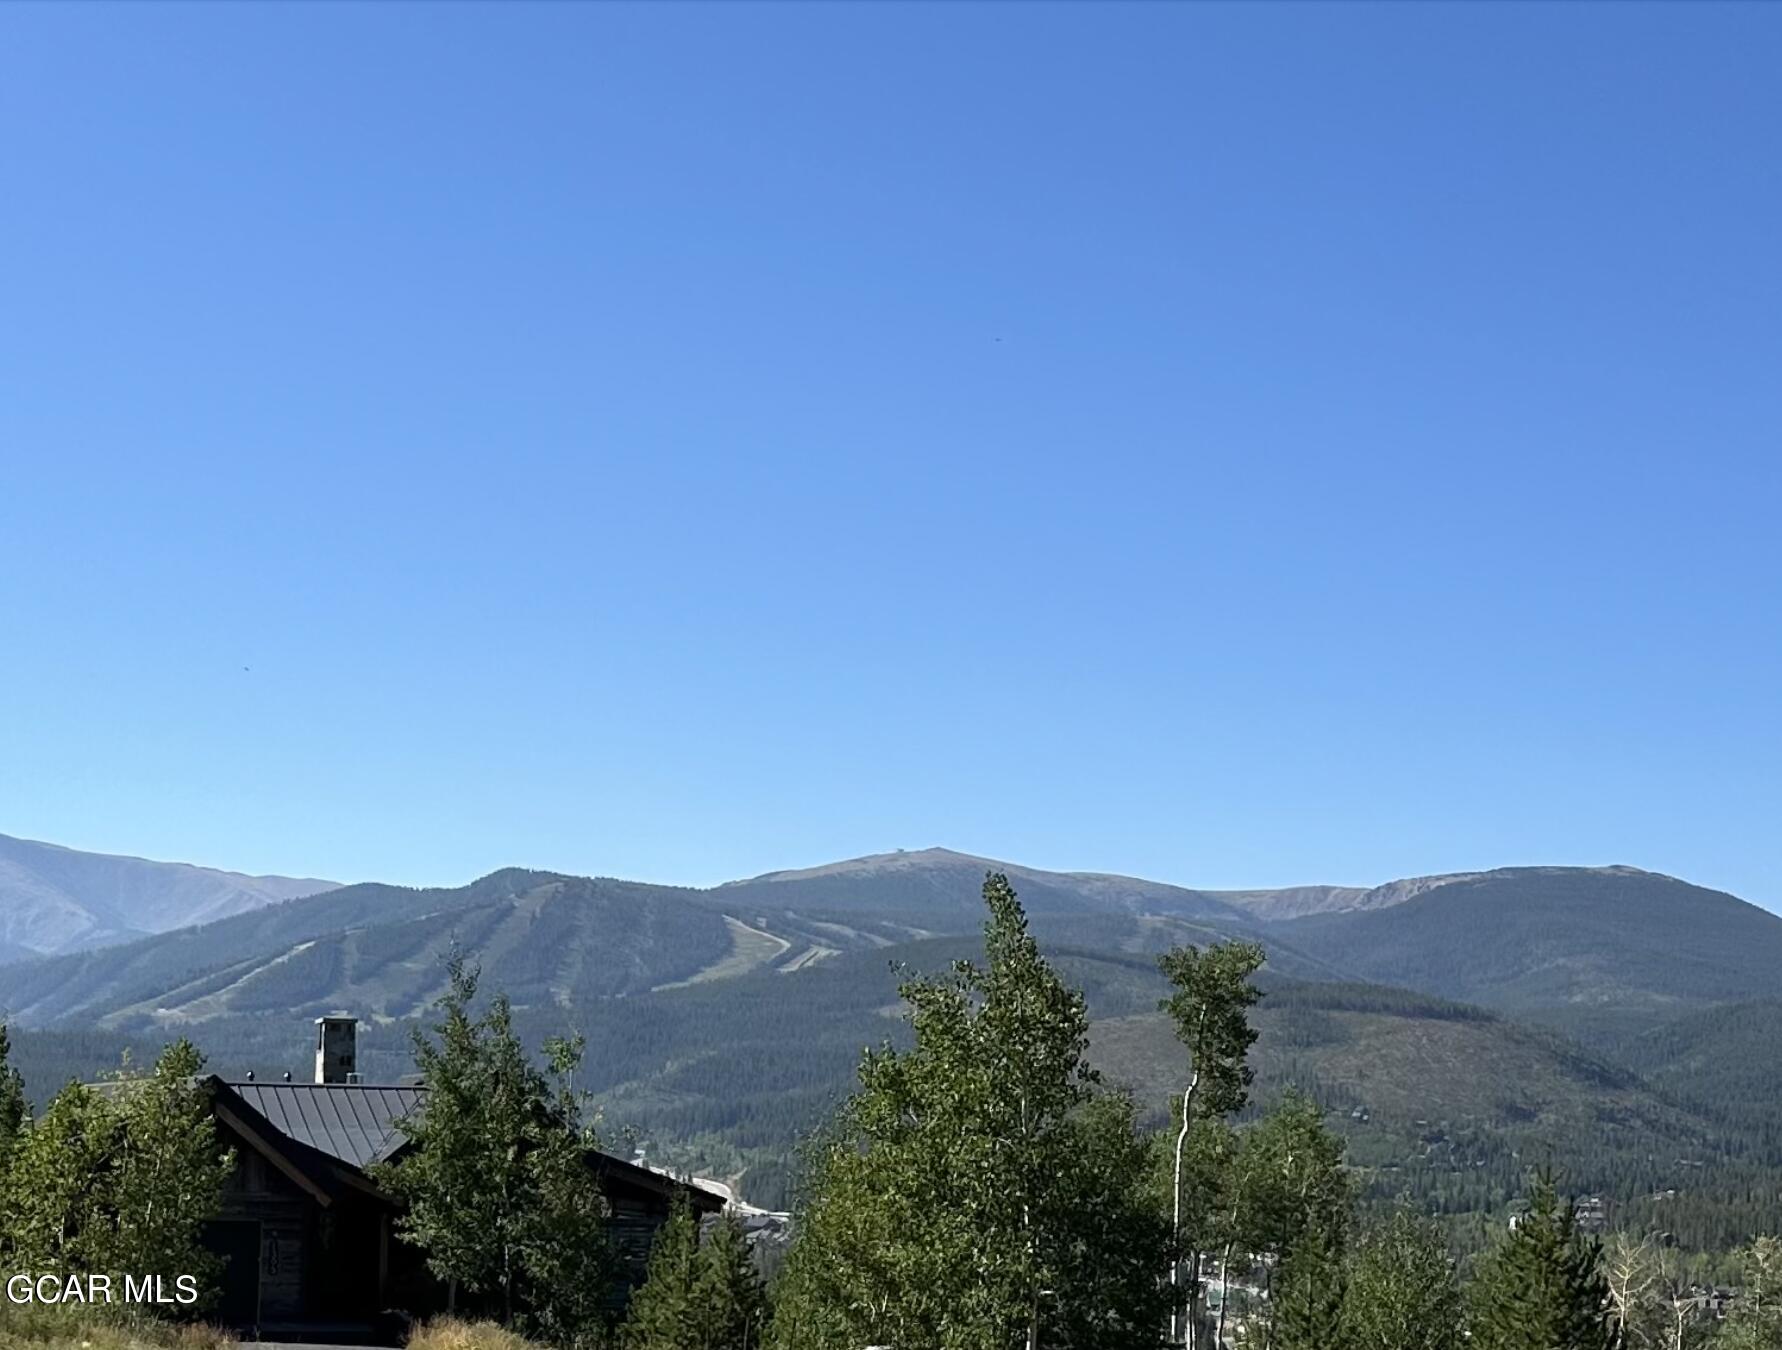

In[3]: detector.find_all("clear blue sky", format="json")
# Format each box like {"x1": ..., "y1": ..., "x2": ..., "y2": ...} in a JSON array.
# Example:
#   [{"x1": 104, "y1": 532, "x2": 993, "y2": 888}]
[{"x1": 3, "y1": 3, "x2": 1778, "y2": 909}]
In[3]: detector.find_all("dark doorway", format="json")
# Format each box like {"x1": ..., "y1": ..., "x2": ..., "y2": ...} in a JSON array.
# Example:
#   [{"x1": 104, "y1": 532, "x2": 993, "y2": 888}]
[{"x1": 202, "y1": 1219, "x2": 262, "y2": 1329}]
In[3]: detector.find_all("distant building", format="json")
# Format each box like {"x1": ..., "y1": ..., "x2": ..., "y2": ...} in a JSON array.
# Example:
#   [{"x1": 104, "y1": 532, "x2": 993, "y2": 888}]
[
  {"x1": 197, "y1": 1016, "x2": 722, "y2": 1341},
  {"x1": 1573, "y1": 1195, "x2": 1609, "y2": 1232},
  {"x1": 1505, "y1": 1194, "x2": 1609, "y2": 1235}
]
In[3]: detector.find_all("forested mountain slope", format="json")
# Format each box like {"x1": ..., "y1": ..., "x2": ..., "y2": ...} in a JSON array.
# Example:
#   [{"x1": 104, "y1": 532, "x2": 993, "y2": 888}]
[
  {"x1": 8, "y1": 852, "x2": 1780, "y2": 1048},
  {"x1": 1607, "y1": 998, "x2": 1782, "y2": 1158},
  {"x1": 0, "y1": 868, "x2": 919, "y2": 1027},
  {"x1": 9, "y1": 884, "x2": 1781, "y2": 1248},
  {"x1": 0, "y1": 852, "x2": 1335, "y2": 1029},
  {"x1": 1275, "y1": 866, "x2": 1782, "y2": 1025}
]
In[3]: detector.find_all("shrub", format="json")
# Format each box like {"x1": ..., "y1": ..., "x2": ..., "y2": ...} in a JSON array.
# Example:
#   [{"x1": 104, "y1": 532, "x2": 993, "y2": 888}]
[{"x1": 406, "y1": 1317, "x2": 543, "y2": 1350}]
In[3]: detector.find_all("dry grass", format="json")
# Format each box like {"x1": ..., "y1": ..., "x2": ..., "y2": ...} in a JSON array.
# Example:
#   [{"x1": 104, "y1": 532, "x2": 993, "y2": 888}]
[
  {"x1": 406, "y1": 1318, "x2": 542, "y2": 1350},
  {"x1": 0, "y1": 1305, "x2": 228, "y2": 1350}
]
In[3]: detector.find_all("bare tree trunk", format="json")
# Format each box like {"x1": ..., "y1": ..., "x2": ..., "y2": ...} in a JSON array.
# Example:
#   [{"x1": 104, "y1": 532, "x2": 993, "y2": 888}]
[
  {"x1": 1173, "y1": 1078, "x2": 1198, "y2": 1347},
  {"x1": 1215, "y1": 1242, "x2": 1235, "y2": 1349},
  {"x1": 1262, "y1": 1261, "x2": 1275, "y2": 1350},
  {"x1": 1172, "y1": 1008, "x2": 1208, "y2": 1349}
]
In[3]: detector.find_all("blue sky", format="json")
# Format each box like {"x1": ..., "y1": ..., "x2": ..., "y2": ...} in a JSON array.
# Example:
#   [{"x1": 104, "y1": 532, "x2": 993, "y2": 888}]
[{"x1": 2, "y1": 3, "x2": 1778, "y2": 908}]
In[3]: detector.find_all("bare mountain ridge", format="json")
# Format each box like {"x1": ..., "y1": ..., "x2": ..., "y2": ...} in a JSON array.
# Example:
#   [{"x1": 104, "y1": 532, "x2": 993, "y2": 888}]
[
  {"x1": 0, "y1": 832, "x2": 339, "y2": 961},
  {"x1": 723, "y1": 847, "x2": 1256, "y2": 922},
  {"x1": 725, "y1": 847, "x2": 1659, "y2": 923}
]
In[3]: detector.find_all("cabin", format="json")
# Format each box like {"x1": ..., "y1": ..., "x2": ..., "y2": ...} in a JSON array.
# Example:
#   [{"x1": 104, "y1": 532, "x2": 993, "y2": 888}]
[{"x1": 198, "y1": 1016, "x2": 723, "y2": 1343}]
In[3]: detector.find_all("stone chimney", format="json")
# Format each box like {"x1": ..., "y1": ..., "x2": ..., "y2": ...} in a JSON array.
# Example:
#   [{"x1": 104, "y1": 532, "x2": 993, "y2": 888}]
[{"x1": 314, "y1": 1015, "x2": 358, "y2": 1085}]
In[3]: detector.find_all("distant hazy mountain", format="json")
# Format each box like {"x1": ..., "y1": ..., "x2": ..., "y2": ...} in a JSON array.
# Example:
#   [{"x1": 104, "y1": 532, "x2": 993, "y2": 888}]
[{"x1": 0, "y1": 832, "x2": 338, "y2": 961}]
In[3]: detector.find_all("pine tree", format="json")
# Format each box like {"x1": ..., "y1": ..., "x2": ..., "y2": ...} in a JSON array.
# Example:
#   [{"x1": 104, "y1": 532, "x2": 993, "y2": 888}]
[
  {"x1": 695, "y1": 1211, "x2": 767, "y2": 1349},
  {"x1": 1468, "y1": 1174, "x2": 1616, "y2": 1350},
  {"x1": 0, "y1": 1023, "x2": 25, "y2": 1167},
  {"x1": 622, "y1": 1196, "x2": 705, "y2": 1350},
  {"x1": 1275, "y1": 1220, "x2": 1346, "y2": 1350}
]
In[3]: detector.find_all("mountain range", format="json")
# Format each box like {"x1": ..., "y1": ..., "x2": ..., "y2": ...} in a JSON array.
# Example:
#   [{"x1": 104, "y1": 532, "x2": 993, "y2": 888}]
[
  {"x1": 4, "y1": 836, "x2": 1780, "y2": 1240},
  {"x1": 0, "y1": 832, "x2": 338, "y2": 960},
  {"x1": 4, "y1": 840, "x2": 1779, "y2": 1035}
]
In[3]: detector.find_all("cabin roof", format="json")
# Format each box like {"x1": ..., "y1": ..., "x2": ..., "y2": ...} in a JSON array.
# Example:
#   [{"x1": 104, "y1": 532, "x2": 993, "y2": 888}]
[
  {"x1": 210, "y1": 1078, "x2": 724, "y2": 1214},
  {"x1": 225, "y1": 1081, "x2": 424, "y2": 1169}
]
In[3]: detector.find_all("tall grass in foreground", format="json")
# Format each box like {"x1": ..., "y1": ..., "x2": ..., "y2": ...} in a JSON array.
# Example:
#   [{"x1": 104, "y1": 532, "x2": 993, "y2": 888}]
[
  {"x1": 406, "y1": 1318, "x2": 542, "y2": 1350},
  {"x1": 0, "y1": 1304, "x2": 228, "y2": 1350}
]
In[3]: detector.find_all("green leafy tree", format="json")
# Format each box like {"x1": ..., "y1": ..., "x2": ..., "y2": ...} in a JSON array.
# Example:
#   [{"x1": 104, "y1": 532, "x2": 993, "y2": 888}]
[
  {"x1": 1468, "y1": 1173, "x2": 1617, "y2": 1350},
  {"x1": 110, "y1": 1040, "x2": 233, "y2": 1292},
  {"x1": 1156, "y1": 939, "x2": 1265, "y2": 1349},
  {"x1": 1232, "y1": 1093, "x2": 1349, "y2": 1347},
  {"x1": 770, "y1": 872, "x2": 1168, "y2": 1350},
  {"x1": 1, "y1": 1040, "x2": 229, "y2": 1307},
  {"x1": 375, "y1": 955, "x2": 615, "y2": 1345},
  {"x1": 1718, "y1": 1236, "x2": 1782, "y2": 1350},
  {"x1": 1340, "y1": 1211, "x2": 1461, "y2": 1350},
  {"x1": 2, "y1": 1079, "x2": 125, "y2": 1270},
  {"x1": 1044, "y1": 1091, "x2": 1173, "y2": 1350}
]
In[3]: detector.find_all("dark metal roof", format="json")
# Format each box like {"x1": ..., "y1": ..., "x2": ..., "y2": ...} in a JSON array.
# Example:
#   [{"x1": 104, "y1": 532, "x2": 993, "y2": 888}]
[
  {"x1": 224, "y1": 1082, "x2": 423, "y2": 1169},
  {"x1": 216, "y1": 1079, "x2": 724, "y2": 1212}
]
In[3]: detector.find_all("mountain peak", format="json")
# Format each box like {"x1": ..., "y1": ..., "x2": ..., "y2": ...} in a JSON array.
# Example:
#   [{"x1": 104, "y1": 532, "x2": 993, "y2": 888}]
[{"x1": 724, "y1": 847, "x2": 999, "y2": 886}]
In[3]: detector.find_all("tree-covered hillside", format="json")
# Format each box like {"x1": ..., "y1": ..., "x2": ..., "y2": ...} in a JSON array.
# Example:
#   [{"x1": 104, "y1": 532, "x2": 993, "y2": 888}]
[
  {"x1": 0, "y1": 869, "x2": 920, "y2": 1028},
  {"x1": 19, "y1": 933, "x2": 1772, "y2": 1246},
  {"x1": 1276, "y1": 867, "x2": 1782, "y2": 1032},
  {"x1": 6, "y1": 851, "x2": 1782, "y2": 1246}
]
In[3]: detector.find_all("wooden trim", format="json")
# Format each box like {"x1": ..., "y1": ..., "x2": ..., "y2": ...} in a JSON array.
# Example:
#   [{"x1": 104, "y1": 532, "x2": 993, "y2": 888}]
[
  {"x1": 214, "y1": 1101, "x2": 333, "y2": 1209},
  {"x1": 595, "y1": 1157, "x2": 726, "y2": 1213},
  {"x1": 327, "y1": 1160, "x2": 394, "y2": 1202}
]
